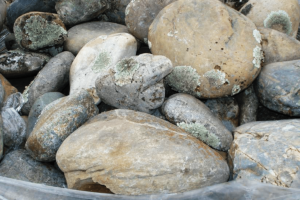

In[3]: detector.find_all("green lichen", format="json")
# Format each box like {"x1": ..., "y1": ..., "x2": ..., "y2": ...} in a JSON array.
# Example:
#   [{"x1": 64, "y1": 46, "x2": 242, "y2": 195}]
[
  {"x1": 114, "y1": 58, "x2": 140, "y2": 86},
  {"x1": 264, "y1": 10, "x2": 292, "y2": 35},
  {"x1": 253, "y1": 45, "x2": 264, "y2": 69},
  {"x1": 91, "y1": 51, "x2": 111, "y2": 73},
  {"x1": 13, "y1": 26, "x2": 23, "y2": 47},
  {"x1": 166, "y1": 66, "x2": 202, "y2": 98},
  {"x1": 177, "y1": 122, "x2": 220, "y2": 149},
  {"x1": 204, "y1": 69, "x2": 230, "y2": 87}
]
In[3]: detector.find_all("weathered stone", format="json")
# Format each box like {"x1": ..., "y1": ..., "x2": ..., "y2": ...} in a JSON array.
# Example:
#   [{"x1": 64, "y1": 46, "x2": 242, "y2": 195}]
[
  {"x1": 259, "y1": 27, "x2": 300, "y2": 65},
  {"x1": 98, "y1": 0, "x2": 131, "y2": 25},
  {"x1": 0, "y1": 49, "x2": 51, "y2": 78},
  {"x1": 0, "y1": 149, "x2": 66, "y2": 187},
  {"x1": 255, "y1": 60, "x2": 300, "y2": 116},
  {"x1": 64, "y1": 22, "x2": 129, "y2": 55},
  {"x1": 162, "y1": 94, "x2": 233, "y2": 151},
  {"x1": 55, "y1": 0, "x2": 109, "y2": 26},
  {"x1": 56, "y1": 109, "x2": 229, "y2": 195},
  {"x1": 205, "y1": 96, "x2": 239, "y2": 132},
  {"x1": 27, "y1": 92, "x2": 65, "y2": 140},
  {"x1": 14, "y1": 12, "x2": 67, "y2": 56},
  {"x1": 239, "y1": 0, "x2": 300, "y2": 38},
  {"x1": 125, "y1": 0, "x2": 177, "y2": 43},
  {"x1": 149, "y1": 0, "x2": 263, "y2": 99},
  {"x1": 229, "y1": 120, "x2": 300, "y2": 188},
  {"x1": 26, "y1": 90, "x2": 99, "y2": 162},
  {"x1": 70, "y1": 33, "x2": 137, "y2": 104},
  {"x1": 21, "y1": 51, "x2": 74, "y2": 115},
  {"x1": 95, "y1": 53, "x2": 173, "y2": 114},
  {"x1": 0, "y1": 73, "x2": 17, "y2": 102},
  {"x1": 0, "y1": 0, "x2": 6, "y2": 32}
]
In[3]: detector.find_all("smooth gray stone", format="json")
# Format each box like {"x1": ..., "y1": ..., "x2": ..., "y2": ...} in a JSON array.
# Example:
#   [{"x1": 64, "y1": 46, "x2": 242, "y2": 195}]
[
  {"x1": 162, "y1": 93, "x2": 233, "y2": 151},
  {"x1": 0, "y1": 149, "x2": 66, "y2": 187},
  {"x1": 27, "y1": 92, "x2": 65, "y2": 139},
  {"x1": 21, "y1": 51, "x2": 74, "y2": 115}
]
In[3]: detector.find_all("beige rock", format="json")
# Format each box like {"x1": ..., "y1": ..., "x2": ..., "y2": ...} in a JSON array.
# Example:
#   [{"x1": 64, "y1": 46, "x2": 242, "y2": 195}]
[
  {"x1": 0, "y1": 74, "x2": 17, "y2": 102},
  {"x1": 149, "y1": 0, "x2": 263, "y2": 99},
  {"x1": 240, "y1": 0, "x2": 300, "y2": 38},
  {"x1": 56, "y1": 109, "x2": 230, "y2": 195}
]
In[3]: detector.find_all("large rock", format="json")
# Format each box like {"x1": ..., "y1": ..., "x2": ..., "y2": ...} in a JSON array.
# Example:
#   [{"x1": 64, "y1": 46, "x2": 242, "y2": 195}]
[
  {"x1": 21, "y1": 51, "x2": 74, "y2": 115},
  {"x1": 98, "y1": 0, "x2": 131, "y2": 25},
  {"x1": 0, "y1": 149, "x2": 66, "y2": 187},
  {"x1": 229, "y1": 120, "x2": 300, "y2": 188},
  {"x1": 56, "y1": 109, "x2": 229, "y2": 195},
  {"x1": 95, "y1": 53, "x2": 173, "y2": 114},
  {"x1": 0, "y1": 0, "x2": 6, "y2": 32},
  {"x1": 64, "y1": 22, "x2": 129, "y2": 55},
  {"x1": 25, "y1": 90, "x2": 99, "y2": 162},
  {"x1": 239, "y1": 0, "x2": 300, "y2": 38},
  {"x1": 162, "y1": 94, "x2": 233, "y2": 151},
  {"x1": 255, "y1": 60, "x2": 300, "y2": 116},
  {"x1": 69, "y1": 33, "x2": 137, "y2": 104},
  {"x1": 149, "y1": 0, "x2": 263, "y2": 98}
]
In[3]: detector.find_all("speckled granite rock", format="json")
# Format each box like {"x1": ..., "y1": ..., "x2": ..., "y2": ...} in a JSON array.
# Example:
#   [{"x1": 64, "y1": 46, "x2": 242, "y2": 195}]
[
  {"x1": 98, "y1": 0, "x2": 131, "y2": 25},
  {"x1": 56, "y1": 109, "x2": 229, "y2": 195},
  {"x1": 162, "y1": 94, "x2": 233, "y2": 151},
  {"x1": 25, "y1": 90, "x2": 99, "y2": 162},
  {"x1": 229, "y1": 120, "x2": 300, "y2": 188},
  {"x1": 0, "y1": 149, "x2": 66, "y2": 187}
]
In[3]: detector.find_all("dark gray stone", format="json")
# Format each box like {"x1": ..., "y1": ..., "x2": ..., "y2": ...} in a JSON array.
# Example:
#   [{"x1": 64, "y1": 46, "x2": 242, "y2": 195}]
[
  {"x1": 98, "y1": 0, "x2": 131, "y2": 25},
  {"x1": 0, "y1": 0, "x2": 6, "y2": 32}
]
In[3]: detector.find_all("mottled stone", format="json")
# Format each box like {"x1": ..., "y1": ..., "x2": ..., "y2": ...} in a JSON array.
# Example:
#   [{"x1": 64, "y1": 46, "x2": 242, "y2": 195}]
[
  {"x1": 21, "y1": 51, "x2": 74, "y2": 115},
  {"x1": 229, "y1": 120, "x2": 300, "y2": 188},
  {"x1": 255, "y1": 60, "x2": 300, "y2": 116},
  {"x1": 162, "y1": 94, "x2": 233, "y2": 151},
  {"x1": 26, "y1": 90, "x2": 99, "y2": 162},
  {"x1": 27, "y1": 92, "x2": 65, "y2": 139},
  {"x1": 205, "y1": 97, "x2": 239, "y2": 132},
  {"x1": 56, "y1": 109, "x2": 229, "y2": 195},
  {"x1": 0, "y1": 73, "x2": 18, "y2": 102},
  {"x1": 98, "y1": 0, "x2": 131, "y2": 25},
  {"x1": 95, "y1": 53, "x2": 173, "y2": 114},
  {"x1": 149, "y1": 0, "x2": 263, "y2": 98},
  {"x1": 0, "y1": 49, "x2": 50, "y2": 78},
  {"x1": 64, "y1": 22, "x2": 129, "y2": 55},
  {"x1": 0, "y1": 149, "x2": 66, "y2": 187}
]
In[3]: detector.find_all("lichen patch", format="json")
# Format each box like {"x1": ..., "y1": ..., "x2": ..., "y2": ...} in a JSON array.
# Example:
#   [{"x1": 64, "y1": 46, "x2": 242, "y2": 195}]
[
  {"x1": 264, "y1": 10, "x2": 292, "y2": 35},
  {"x1": 91, "y1": 51, "x2": 111, "y2": 73},
  {"x1": 253, "y1": 29, "x2": 262, "y2": 44},
  {"x1": 204, "y1": 69, "x2": 230, "y2": 87},
  {"x1": 114, "y1": 58, "x2": 140, "y2": 86},
  {"x1": 253, "y1": 45, "x2": 264, "y2": 69}
]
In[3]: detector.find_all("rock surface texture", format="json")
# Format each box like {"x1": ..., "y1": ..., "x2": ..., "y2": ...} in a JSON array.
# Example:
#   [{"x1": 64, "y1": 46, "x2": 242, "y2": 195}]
[{"x1": 0, "y1": 0, "x2": 6, "y2": 32}]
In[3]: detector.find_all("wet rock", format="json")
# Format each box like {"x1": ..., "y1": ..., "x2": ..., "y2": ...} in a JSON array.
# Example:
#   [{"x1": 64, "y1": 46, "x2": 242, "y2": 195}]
[
  {"x1": 205, "y1": 97, "x2": 239, "y2": 132},
  {"x1": 255, "y1": 60, "x2": 300, "y2": 117},
  {"x1": 125, "y1": 0, "x2": 177, "y2": 43},
  {"x1": 55, "y1": 0, "x2": 110, "y2": 26},
  {"x1": 229, "y1": 119, "x2": 300, "y2": 188},
  {"x1": 239, "y1": 0, "x2": 300, "y2": 38},
  {"x1": 56, "y1": 109, "x2": 229, "y2": 195},
  {"x1": 259, "y1": 27, "x2": 300, "y2": 65},
  {"x1": 21, "y1": 51, "x2": 74, "y2": 115},
  {"x1": 14, "y1": 12, "x2": 67, "y2": 56},
  {"x1": 98, "y1": 0, "x2": 131, "y2": 25},
  {"x1": 162, "y1": 94, "x2": 233, "y2": 151},
  {"x1": 0, "y1": 0, "x2": 6, "y2": 32},
  {"x1": 0, "y1": 149, "x2": 66, "y2": 187},
  {"x1": 70, "y1": 33, "x2": 137, "y2": 104},
  {"x1": 26, "y1": 90, "x2": 99, "y2": 162},
  {"x1": 150, "y1": 0, "x2": 263, "y2": 99},
  {"x1": 27, "y1": 92, "x2": 65, "y2": 140},
  {"x1": 95, "y1": 53, "x2": 173, "y2": 114},
  {"x1": 0, "y1": 73, "x2": 18, "y2": 102},
  {"x1": 0, "y1": 49, "x2": 51, "y2": 78},
  {"x1": 64, "y1": 22, "x2": 129, "y2": 55}
]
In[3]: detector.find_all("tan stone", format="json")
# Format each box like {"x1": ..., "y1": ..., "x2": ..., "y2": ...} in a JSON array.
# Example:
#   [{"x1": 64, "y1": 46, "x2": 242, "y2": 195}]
[{"x1": 0, "y1": 74, "x2": 17, "y2": 102}]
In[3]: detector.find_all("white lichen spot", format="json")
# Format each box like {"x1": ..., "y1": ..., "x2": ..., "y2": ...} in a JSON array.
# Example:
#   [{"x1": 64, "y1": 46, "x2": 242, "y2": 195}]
[
  {"x1": 204, "y1": 69, "x2": 230, "y2": 87},
  {"x1": 90, "y1": 51, "x2": 111, "y2": 73},
  {"x1": 253, "y1": 45, "x2": 264, "y2": 69},
  {"x1": 148, "y1": 40, "x2": 152, "y2": 49},
  {"x1": 114, "y1": 58, "x2": 140, "y2": 86},
  {"x1": 22, "y1": 80, "x2": 35, "y2": 104},
  {"x1": 167, "y1": 30, "x2": 178, "y2": 37},
  {"x1": 98, "y1": 35, "x2": 108, "y2": 40},
  {"x1": 231, "y1": 84, "x2": 241, "y2": 96},
  {"x1": 264, "y1": 10, "x2": 292, "y2": 35},
  {"x1": 253, "y1": 29, "x2": 262, "y2": 43}
]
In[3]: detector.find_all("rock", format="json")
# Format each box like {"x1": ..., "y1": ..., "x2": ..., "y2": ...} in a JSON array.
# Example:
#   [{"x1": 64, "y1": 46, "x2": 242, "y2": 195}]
[
  {"x1": 95, "y1": 53, "x2": 173, "y2": 114},
  {"x1": 125, "y1": 0, "x2": 177, "y2": 43},
  {"x1": 0, "y1": 115, "x2": 3, "y2": 160},
  {"x1": 259, "y1": 27, "x2": 300, "y2": 65},
  {"x1": 205, "y1": 97, "x2": 239, "y2": 132},
  {"x1": 236, "y1": 85, "x2": 259, "y2": 125},
  {"x1": 0, "y1": 79, "x2": 4, "y2": 109},
  {"x1": 21, "y1": 51, "x2": 74, "y2": 115},
  {"x1": 64, "y1": 22, "x2": 129, "y2": 55},
  {"x1": 69, "y1": 33, "x2": 137, "y2": 104},
  {"x1": 0, "y1": 49, "x2": 51, "y2": 78},
  {"x1": 0, "y1": 0, "x2": 6, "y2": 32},
  {"x1": 98, "y1": 0, "x2": 131, "y2": 25},
  {"x1": 55, "y1": 0, "x2": 110, "y2": 26},
  {"x1": 14, "y1": 12, "x2": 67, "y2": 56},
  {"x1": 229, "y1": 119, "x2": 300, "y2": 188},
  {"x1": 27, "y1": 92, "x2": 65, "y2": 139},
  {"x1": 25, "y1": 90, "x2": 99, "y2": 162},
  {"x1": 162, "y1": 94, "x2": 233, "y2": 151},
  {"x1": 6, "y1": 0, "x2": 57, "y2": 32},
  {"x1": 149, "y1": 0, "x2": 263, "y2": 99},
  {"x1": 0, "y1": 149, "x2": 66, "y2": 187},
  {"x1": 239, "y1": 0, "x2": 300, "y2": 38},
  {"x1": 0, "y1": 73, "x2": 18, "y2": 102},
  {"x1": 56, "y1": 109, "x2": 229, "y2": 195},
  {"x1": 255, "y1": 60, "x2": 300, "y2": 116}
]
